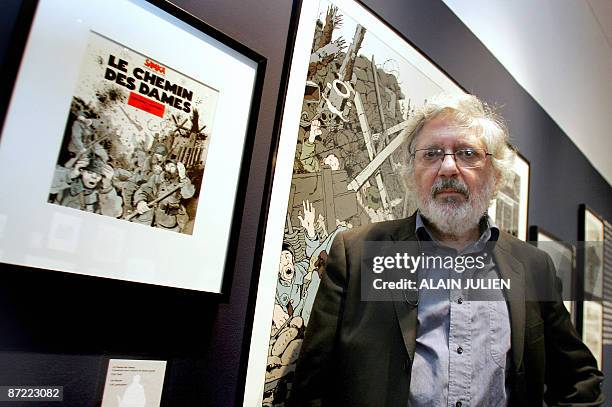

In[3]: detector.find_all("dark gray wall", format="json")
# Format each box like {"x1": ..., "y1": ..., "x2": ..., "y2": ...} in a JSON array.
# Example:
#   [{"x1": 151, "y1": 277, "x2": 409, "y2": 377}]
[{"x1": 0, "y1": 0, "x2": 610, "y2": 406}]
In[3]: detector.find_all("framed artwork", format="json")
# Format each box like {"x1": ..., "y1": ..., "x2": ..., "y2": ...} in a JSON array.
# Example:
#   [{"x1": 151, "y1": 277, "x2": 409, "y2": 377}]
[
  {"x1": 528, "y1": 225, "x2": 576, "y2": 325},
  {"x1": 0, "y1": 0, "x2": 265, "y2": 293},
  {"x1": 488, "y1": 151, "x2": 530, "y2": 241},
  {"x1": 579, "y1": 205, "x2": 604, "y2": 299},
  {"x1": 604, "y1": 220, "x2": 612, "y2": 349},
  {"x1": 582, "y1": 301, "x2": 603, "y2": 370},
  {"x1": 243, "y1": 0, "x2": 467, "y2": 404},
  {"x1": 577, "y1": 205, "x2": 605, "y2": 368}
]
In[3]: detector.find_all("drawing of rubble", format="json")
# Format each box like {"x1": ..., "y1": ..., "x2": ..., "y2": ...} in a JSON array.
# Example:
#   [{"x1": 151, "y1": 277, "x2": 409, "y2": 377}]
[{"x1": 262, "y1": 1, "x2": 447, "y2": 405}]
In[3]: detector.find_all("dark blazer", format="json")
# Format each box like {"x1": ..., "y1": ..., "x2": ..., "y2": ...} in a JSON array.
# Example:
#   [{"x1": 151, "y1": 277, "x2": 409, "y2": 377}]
[{"x1": 290, "y1": 215, "x2": 604, "y2": 406}]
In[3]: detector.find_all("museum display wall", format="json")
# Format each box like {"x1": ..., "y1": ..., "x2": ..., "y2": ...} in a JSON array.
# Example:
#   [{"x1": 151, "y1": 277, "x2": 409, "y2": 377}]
[{"x1": 0, "y1": 0, "x2": 610, "y2": 406}]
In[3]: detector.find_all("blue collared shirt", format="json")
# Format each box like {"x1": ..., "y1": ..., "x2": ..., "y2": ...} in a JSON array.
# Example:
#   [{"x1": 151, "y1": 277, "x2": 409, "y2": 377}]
[{"x1": 409, "y1": 212, "x2": 511, "y2": 407}]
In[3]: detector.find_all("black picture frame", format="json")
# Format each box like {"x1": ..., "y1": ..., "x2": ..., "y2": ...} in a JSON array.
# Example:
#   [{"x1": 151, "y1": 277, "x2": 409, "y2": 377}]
[
  {"x1": 489, "y1": 149, "x2": 531, "y2": 241},
  {"x1": 578, "y1": 204, "x2": 605, "y2": 301},
  {"x1": 529, "y1": 225, "x2": 577, "y2": 326},
  {"x1": 576, "y1": 204, "x2": 605, "y2": 369},
  {"x1": 0, "y1": 0, "x2": 268, "y2": 298}
]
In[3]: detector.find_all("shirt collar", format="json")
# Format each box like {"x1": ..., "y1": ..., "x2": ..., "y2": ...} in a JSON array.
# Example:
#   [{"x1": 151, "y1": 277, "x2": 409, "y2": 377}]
[{"x1": 415, "y1": 210, "x2": 499, "y2": 252}]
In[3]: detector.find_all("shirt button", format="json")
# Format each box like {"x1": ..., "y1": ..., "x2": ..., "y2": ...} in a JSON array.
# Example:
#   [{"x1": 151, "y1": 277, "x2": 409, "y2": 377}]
[
  {"x1": 457, "y1": 297, "x2": 463, "y2": 304},
  {"x1": 457, "y1": 346, "x2": 463, "y2": 354},
  {"x1": 456, "y1": 401, "x2": 462, "y2": 407}
]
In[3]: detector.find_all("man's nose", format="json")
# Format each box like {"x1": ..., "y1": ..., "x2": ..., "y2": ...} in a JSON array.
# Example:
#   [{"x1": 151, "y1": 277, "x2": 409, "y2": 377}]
[{"x1": 437, "y1": 154, "x2": 460, "y2": 176}]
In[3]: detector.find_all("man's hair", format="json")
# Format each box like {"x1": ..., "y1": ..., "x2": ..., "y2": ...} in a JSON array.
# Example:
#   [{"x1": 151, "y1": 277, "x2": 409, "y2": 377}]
[{"x1": 402, "y1": 93, "x2": 516, "y2": 196}]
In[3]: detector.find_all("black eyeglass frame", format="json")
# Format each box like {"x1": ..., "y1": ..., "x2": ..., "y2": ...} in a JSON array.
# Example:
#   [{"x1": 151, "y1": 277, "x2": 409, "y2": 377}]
[{"x1": 410, "y1": 147, "x2": 493, "y2": 168}]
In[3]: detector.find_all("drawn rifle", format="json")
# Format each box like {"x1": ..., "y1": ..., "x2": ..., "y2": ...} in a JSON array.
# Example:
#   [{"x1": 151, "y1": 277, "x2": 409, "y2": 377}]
[
  {"x1": 271, "y1": 316, "x2": 291, "y2": 341},
  {"x1": 65, "y1": 134, "x2": 111, "y2": 168},
  {"x1": 126, "y1": 184, "x2": 183, "y2": 220},
  {"x1": 118, "y1": 105, "x2": 143, "y2": 132},
  {"x1": 270, "y1": 298, "x2": 302, "y2": 340}
]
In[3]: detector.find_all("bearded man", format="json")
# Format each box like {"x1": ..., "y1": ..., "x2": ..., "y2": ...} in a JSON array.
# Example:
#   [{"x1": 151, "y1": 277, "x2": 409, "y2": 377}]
[{"x1": 290, "y1": 94, "x2": 603, "y2": 406}]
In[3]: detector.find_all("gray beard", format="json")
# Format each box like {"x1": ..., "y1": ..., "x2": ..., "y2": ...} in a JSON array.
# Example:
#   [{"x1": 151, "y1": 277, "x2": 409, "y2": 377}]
[{"x1": 417, "y1": 177, "x2": 495, "y2": 237}]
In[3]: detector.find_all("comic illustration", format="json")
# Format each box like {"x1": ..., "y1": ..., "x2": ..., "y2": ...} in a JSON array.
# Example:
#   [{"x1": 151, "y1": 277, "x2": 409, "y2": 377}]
[
  {"x1": 262, "y1": 1, "x2": 450, "y2": 404},
  {"x1": 48, "y1": 32, "x2": 219, "y2": 235},
  {"x1": 584, "y1": 211, "x2": 604, "y2": 297},
  {"x1": 492, "y1": 174, "x2": 521, "y2": 237}
]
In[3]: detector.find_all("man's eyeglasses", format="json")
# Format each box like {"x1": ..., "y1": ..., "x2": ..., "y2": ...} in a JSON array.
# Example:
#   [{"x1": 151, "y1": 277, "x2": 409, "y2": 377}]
[{"x1": 411, "y1": 148, "x2": 492, "y2": 169}]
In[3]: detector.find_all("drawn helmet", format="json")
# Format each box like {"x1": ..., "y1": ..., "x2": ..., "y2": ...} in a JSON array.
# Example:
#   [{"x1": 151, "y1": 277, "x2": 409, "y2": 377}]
[
  {"x1": 82, "y1": 158, "x2": 107, "y2": 175},
  {"x1": 281, "y1": 242, "x2": 294, "y2": 257},
  {"x1": 153, "y1": 144, "x2": 168, "y2": 156}
]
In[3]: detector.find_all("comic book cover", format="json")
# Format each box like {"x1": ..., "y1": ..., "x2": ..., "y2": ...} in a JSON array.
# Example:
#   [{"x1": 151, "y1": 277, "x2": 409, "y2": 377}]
[
  {"x1": 48, "y1": 31, "x2": 219, "y2": 235},
  {"x1": 261, "y1": 0, "x2": 451, "y2": 404}
]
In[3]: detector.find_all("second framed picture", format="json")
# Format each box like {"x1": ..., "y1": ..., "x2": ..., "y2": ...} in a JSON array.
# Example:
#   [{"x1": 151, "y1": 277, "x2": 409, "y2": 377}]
[
  {"x1": 488, "y1": 152, "x2": 530, "y2": 241},
  {"x1": 242, "y1": 0, "x2": 528, "y2": 404},
  {"x1": 579, "y1": 205, "x2": 605, "y2": 299},
  {"x1": 529, "y1": 225, "x2": 576, "y2": 325},
  {"x1": 577, "y1": 204, "x2": 605, "y2": 369}
]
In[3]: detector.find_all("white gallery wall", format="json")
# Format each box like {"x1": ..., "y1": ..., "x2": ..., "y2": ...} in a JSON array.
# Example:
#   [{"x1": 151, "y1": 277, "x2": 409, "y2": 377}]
[{"x1": 443, "y1": 0, "x2": 612, "y2": 185}]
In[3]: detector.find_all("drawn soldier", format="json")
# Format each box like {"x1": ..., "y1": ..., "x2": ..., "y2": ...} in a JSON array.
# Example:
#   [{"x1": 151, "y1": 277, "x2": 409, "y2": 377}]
[
  {"x1": 299, "y1": 118, "x2": 341, "y2": 172},
  {"x1": 68, "y1": 113, "x2": 109, "y2": 163},
  {"x1": 50, "y1": 157, "x2": 122, "y2": 217},
  {"x1": 113, "y1": 143, "x2": 166, "y2": 215},
  {"x1": 131, "y1": 160, "x2": 195, "y2": 232},
  {"x1": 273, "y1": 201, "x2": 348, "y2": 329},
  {"x1": 266, "y1": 201, "x2": 348, "y2": 406},
  {"x1": 144, "y1": 143, "x2": 168, "y2": 178}
]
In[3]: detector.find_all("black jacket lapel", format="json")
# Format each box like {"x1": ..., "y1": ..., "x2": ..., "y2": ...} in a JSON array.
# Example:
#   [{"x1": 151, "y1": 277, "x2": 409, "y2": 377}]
[
  {"x1": 389, "y1": 215, "x2": 419, "y2": 362},
  {"x1": 391, "y1": 292, "x2": 418, "y2": 362},
  {"x1": 493, "y1": 234, "x2": 526, "y2": 370}
]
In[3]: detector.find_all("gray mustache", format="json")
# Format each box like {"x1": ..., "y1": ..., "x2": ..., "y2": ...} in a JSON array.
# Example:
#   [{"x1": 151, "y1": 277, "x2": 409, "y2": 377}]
[{"x1": 431, "y1": 178, "x2": 469, "y2": 198}]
